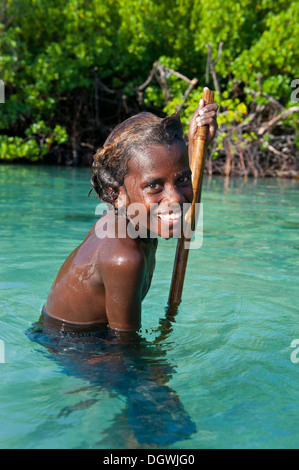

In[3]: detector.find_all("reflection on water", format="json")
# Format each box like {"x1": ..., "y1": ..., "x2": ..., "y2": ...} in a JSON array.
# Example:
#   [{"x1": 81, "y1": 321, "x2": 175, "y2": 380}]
[{"x1": 26, "y1": 306, "x2": 196, "y2": 448}]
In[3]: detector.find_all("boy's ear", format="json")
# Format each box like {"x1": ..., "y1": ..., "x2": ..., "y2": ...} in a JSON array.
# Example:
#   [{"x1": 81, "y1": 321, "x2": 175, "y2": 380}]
[{"x1": 115, "y1": 186, "x2": 129, "y2": 211}]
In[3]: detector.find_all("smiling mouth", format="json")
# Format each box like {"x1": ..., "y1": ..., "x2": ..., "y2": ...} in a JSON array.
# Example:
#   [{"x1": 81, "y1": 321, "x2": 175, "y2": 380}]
[
  {"x1": 154, "y1": 209, "x2": 183, "y2": 229},
  {"x1": 157, "y1": 212, "x2": 181, "y2": 222}
]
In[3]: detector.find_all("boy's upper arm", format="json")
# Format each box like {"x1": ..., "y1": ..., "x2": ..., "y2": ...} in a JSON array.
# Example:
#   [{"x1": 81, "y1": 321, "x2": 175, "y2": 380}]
[{"x1": 101, "y1": 247, "x2": 145, "y2": 331}]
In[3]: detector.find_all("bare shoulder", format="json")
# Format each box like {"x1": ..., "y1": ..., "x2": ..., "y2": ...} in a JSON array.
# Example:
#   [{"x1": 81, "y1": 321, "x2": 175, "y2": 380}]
[
  {"x1": 98, "y1": 237, "x2": 146, "y2": 331},
  {"x1": 100, "y1": 235, "x2": 146, "y2": 277}
]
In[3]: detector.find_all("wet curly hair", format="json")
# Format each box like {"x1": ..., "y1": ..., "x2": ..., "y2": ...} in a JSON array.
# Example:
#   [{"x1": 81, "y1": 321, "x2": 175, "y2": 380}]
[{"x1": 91, "y1": 111, "x2": 184, "y2": 205}]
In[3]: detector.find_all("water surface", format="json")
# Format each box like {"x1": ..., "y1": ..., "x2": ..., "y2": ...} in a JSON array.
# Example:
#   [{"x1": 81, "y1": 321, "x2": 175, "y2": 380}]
[{"x1": 0, "y1": 164, "x2": 298, "y2": 449}]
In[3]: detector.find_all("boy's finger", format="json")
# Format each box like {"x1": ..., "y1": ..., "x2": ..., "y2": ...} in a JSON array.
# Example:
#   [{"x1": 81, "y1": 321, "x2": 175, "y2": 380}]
[
  {"x1": 196, "y1": 115, "x2": 217, "y2": 127},
  {"x1": 196, "y1": 112, "x2": 216, "y2": 126},
  {"x1": 196, "y1": 110, "x2": 216, "y2": 120},
  {"x1": 196, "y1": 117, "x2": 213, "y2": 127},
  {"x1": 198, "y1": 103, "x2": 218, "y2": 115},
  {"x1": 192, "y1": 99, "x2": 205, "y2": 118}
]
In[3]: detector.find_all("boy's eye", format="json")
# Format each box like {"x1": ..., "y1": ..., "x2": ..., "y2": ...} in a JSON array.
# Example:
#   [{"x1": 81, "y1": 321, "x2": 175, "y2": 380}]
[
  {"x1": 177, "y1": 175, "x2": 191, "y2": 185},
  {"x1": 146, "y1": 182, "x2": 163, "y2": 192}
]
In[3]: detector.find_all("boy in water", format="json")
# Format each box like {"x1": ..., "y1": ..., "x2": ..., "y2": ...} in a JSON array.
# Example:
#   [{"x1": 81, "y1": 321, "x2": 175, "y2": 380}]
[{"x1": 43, "y1": 96, "x2": 217, "y2": 332}]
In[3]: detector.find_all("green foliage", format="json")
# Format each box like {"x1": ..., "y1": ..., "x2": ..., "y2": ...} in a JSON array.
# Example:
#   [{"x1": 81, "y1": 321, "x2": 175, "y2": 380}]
[
  {"x1": 0, "y1": 135, "x2": 41, "y2": 161},
  {"x1": 0, "y1": 0, "x2": 298, "y2": 161},
  {"x1": 0, "y1": 121, "x2": 68, "y2": 161}
]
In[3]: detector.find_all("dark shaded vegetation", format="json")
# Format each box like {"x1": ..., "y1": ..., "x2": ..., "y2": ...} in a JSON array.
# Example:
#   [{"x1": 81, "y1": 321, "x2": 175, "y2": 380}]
[{"x1": 0, "y1": 0, "x2": 298, "y2": 177}]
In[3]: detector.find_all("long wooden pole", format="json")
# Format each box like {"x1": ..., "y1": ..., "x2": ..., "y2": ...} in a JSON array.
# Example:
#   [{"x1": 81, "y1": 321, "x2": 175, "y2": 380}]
[{"x1": 168, "y1": 88, "x2": 214, "y2": 306}]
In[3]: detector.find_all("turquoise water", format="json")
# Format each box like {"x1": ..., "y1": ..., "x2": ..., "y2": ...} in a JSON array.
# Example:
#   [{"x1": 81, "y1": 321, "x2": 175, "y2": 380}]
[{"x1": 0, "y1": 163, "x2": 298, "y2": 449}]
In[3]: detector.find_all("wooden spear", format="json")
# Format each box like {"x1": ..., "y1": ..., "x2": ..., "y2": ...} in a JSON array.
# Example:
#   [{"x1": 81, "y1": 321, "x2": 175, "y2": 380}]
[{"x1": 168, "y1": 87, "x2": 214, "y2": 307}]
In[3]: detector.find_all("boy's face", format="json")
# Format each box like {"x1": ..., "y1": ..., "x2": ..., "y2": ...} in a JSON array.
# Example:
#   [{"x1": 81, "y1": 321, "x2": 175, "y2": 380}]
[{"x1": 119, "y1": 140, "x2": 193, "y2": 239}]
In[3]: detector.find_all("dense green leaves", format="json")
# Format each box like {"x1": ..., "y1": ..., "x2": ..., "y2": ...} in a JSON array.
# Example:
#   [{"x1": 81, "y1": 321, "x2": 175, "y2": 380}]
[{"x1": 0, "y1": 0, "x2": 298, "y2": 161}]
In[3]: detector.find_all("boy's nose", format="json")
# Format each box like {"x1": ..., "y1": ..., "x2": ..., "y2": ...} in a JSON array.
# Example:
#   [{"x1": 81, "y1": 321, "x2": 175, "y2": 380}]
[{"x1": 163, "y1": 186, "x2": 187, "y2": 206}]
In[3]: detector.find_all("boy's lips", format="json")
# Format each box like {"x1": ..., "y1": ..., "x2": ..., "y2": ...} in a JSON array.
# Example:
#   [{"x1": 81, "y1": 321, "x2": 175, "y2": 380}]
[
  {"x1": 157, "y1": 211, "x2": 181, "y2": 223},
  {"x1": 152, "y1": 208, "x2": 183, "y2": 228}
]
